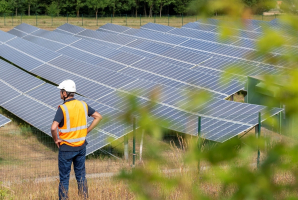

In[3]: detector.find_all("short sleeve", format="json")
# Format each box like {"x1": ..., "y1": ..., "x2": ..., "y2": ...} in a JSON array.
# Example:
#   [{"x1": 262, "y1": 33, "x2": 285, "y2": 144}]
[
  {"x1": 87, "y1": 105, "x2": 95, "y2": 117},
  {"x1": 53, "y1": 107, "x2": 64, "y2": 127}
]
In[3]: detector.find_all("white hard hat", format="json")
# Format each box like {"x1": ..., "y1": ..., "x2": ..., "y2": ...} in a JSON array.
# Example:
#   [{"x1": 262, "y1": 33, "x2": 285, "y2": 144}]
[{"x1": 57, "y1": 80, "x2": 76, "y2": 92}]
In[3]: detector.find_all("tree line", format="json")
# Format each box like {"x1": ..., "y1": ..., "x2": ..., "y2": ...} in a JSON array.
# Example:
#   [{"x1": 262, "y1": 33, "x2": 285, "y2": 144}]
[{"x1": 0, "y1": 0, "x2": 274, "y2": 19}]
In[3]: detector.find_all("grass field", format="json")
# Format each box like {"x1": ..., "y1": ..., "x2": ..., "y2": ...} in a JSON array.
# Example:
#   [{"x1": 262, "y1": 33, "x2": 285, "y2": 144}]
[
  {"x1": 0, "y1": 116, "x2": 289, "y2": 199},
  {"x1": 0, "y1": 14, "x2": 279, "y2": 32}
]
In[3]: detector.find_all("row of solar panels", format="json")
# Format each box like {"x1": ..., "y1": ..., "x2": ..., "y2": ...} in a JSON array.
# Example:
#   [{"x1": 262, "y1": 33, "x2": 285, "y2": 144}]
[
  {"x1": 196, "y1": 18, "x2": 293, "y2": 35},
  {"x1": 10, "y1": 24, "x2": 244, "y2": 98},
  {"x1": 6, "y1": 23, "x2": 283, "y2": 126},
  {"x1": 97, "y1": 23, "x2": 287, "y2": 67},
  {"x1": 0, "y1": 113, "x2": 10, "y2": 127},
  {"x1": 0, "y1": 22, "x2": 283, "y2": 154},
  {"x1": 0, "y1": 59, "x2": 131, "y2": 155}
]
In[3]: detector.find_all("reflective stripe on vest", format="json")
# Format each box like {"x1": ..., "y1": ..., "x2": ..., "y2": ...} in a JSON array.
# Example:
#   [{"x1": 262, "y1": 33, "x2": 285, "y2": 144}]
[{"x1": 58, "y1": 100, "x2": 88, "y2": 143}]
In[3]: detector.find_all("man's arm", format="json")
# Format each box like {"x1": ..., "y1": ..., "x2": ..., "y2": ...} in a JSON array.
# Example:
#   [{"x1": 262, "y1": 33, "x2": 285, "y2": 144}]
[
  {"x1": 87, "y1": 111, "x2": 102, "y2": 134},
  {"x1": 51, "y1": 121, "x2": 63, "y2": 148}
]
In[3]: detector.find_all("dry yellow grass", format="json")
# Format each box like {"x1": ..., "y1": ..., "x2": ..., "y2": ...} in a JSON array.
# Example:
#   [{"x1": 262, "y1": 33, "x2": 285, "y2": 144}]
[{"x1": 0, "y1": 15, "x2": 278, "y2": 32}]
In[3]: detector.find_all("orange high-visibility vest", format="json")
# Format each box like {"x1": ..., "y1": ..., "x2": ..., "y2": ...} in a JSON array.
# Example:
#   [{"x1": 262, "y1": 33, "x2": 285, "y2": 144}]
[{"x1": 58, "y1": 100, "x2": 88, "y2": 147}]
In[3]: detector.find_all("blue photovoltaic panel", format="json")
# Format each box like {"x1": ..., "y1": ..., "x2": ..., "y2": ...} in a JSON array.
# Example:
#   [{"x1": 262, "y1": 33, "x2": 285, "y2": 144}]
[
  {"x1": 0, "y1": 62, "x2": 131, "y2": 155},
  {"x1": 5, "y1": 23, "x2": 282, "y2": 142},
  {"x1": 1, "y1": 94, "x2": 55, "y2": 135},
  {"x1": 0, "y1": 114, "x2": 11, "y2": 127},
  {"x1": 9, "y1": 24, "x2": 244, "y2": 98},
  {"x1": 97, "y1": 24, "x2": 281, "y2": 74},
  {"x1": 0, "y1": 33, "x2": 16, "y2": 43},
  {"x1": 181, "y1": 22, "x2": 217, "y2": 32},
  {"x1": 0, "y1": 81, "x2": 21, "y2": 105},
  {"x1": 23, "y1": 35, "x2": 66, "y2": 51},
  {"x1": 48, "y1": 56, "x2": 137, "y2": 89},
  {"x1": 99, "y1": 23, "x2": 131, "y2": 33},
  {"x1": 7, "y1": 28, "x2": 28, "y2": 38},
  {"x1": 0, "y1": 45, "x2": 44, "y2": 71},
  {"x1": 6, "y1": 37, "x2": 61, "y2": 62},
  {"x1": 30, "y1": 64, "x2": 115, "y2": 101},
  {"x1": 141, "y1": 23, "x2": 175, "y2": 32},
  {"x1": 14, "y1": 23, "x2": 39, "y2": 33},
  {"x1": 57, "y1": 23, "x2": 85, "y2": 34},
  {"x1": 0, "y1": 59, "x2": 44, "y2": 92},
  {"x1": 31, "y1": 29, "x2": 81, "y2": 45},
  {"x1": 25, "y1": 83, "x2": 131, "y2": 138}
]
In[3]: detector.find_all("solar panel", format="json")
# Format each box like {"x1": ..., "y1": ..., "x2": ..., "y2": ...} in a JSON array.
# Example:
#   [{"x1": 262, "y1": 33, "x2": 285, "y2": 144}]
[
  {"x1": 0, "y1": 81, "x2": 21, "y2": 105},
  {"x1": 0, "y1": 114, "x2": 11, "y2": 127},
  {"x1": 98, "y1": 23, "x2": 284, "y2": 69},
  {"x1": 0, "y1": 59, "x2": 44, "y2": 92},
  {"x1": 9, "y1": 24, "x2": 244, "y2": 98},
  {"x1": 182, "y1": 20, "x2": 294, "y2": 55},
  {"x1": 0, "y1": 61, "x2": 132, "y2": 155},
  {"x1": 4, "y1": 26, "x2": 283, "y2": 143}
]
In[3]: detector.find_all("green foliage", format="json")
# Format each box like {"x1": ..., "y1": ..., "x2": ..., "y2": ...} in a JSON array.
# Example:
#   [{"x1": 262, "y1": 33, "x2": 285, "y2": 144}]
[
  {"x1": 113, "y1": 1, "x2": 298, "y2": 199},
  {"x1": 0, "y1": 0, "x2": 11, "y2": 14},
  {"x1": 46, "y1": 1, "x2": 60, "y2": 15},
  {"x1": 86, "y1": 0, "x2": 108, "y2": 16}
]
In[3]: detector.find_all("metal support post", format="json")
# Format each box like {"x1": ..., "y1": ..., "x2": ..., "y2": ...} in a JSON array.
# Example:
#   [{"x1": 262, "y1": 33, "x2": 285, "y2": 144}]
[
  {"x1": 82, "y1": 14, "x2": 83, "y2": 26},
  {"x1": 51, "y1": 14, "x2": 53, "y2": 26},
  {"x1": 67, "y1": 13, "x2": 68, "y2": 23},
  {"x1": 196, "y1": 15, "x2": 197, "y2": 21},
  {"x1": 262, "y1": 14, "x2": 263, "y2": 21},
  {"x1": 168, "y1": 14, "x2": 169, "y2": 26},
  {"x1": 36, "y1": 13, "x2": 37, "y2": 26},
  {"x1": 4, "y1": 13, "x2": 5, "y2": 26},
  {"x1": 256, "y1": 112, "x2": 261, "y2": 168},
  {"x1": 182, "y1": 14, "x2": 183, "y2": 26},
  {"x1": 124, "y1": 135, "x2": 128, "y2": 160},
  {"x1": 198, "y1": 116, "x2": 201, "y2": 171},
  {"x1": 279, "y1": 104, "x2": 282, "y2": 134},
  {"x1": 21, "y1": 13, "x2": 22, "y2": 24},
  {"x1": 111, "y1": 14, "x2": 112, "y2": 23},
  {"x1": 96, "y1": 14, "x2": 98, "y2": 26},
  {"x1": 140, "y1": 14, "x2": 141, "y2": 26},
  {"x1": 133, "y1": 117, "x2": 136, "y2": 167},
  {"x1": 154, "y1": 14, "x2": 156, "y2": 23},
  {"x1": 231, "y1": 95, "x2": 234, "y2": 101},
  {"x1": 11, "y1": 13, "x2": 13, "y2": 26},
  {"x1": 139, "y1": 130, "x2": 144, "y2": 161},
  {"x1": 126, "y1": 14, "x2": 127, "y2": 26}
]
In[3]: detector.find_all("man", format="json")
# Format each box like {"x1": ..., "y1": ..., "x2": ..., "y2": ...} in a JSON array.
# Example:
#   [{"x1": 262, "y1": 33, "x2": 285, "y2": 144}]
[{"x1": 51, "y1": 80, "x2": 102, "y2": 200}]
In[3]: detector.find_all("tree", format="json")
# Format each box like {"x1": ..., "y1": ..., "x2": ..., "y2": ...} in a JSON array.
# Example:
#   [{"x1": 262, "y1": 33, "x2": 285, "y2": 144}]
[
  {"x1": 173, "y1": 0, "x2": 191, "y2": 14},
  {"x1": 0, "y1": 0, "x2": 11, "y2": 14},
  {"x1": 121, "y1": 0, "x2": 136, "y2": 16},
  {"x1": 74, "y1": 0, "x2": 85, "y2": 17},
  {"x1": 26, "y1": 0, "x2": 38, "y2": 16},
  {"x1": 46, "y1": 1, "x2": 60, "y2": 16},
  {"x1": 156, "y1": 0, "x2": 174, "y2": 17},
  {"x1": 86, "y1": 0, "x2": 108, "y2": 19},
  {"x1": 9, "y1": 0, "x2": 25, "y2": 16},
  {"x1": 108, "y1": 0, "x2": 122, "y2": 17},
  {"x1": 145, "y1": 0, "x2": 156, "y2": 17}
]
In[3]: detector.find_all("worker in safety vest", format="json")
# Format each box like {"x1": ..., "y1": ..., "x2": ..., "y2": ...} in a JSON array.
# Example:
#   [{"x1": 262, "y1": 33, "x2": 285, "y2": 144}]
[{"x1": 51, "y1": 80, "x2": 102, "y2": 200}]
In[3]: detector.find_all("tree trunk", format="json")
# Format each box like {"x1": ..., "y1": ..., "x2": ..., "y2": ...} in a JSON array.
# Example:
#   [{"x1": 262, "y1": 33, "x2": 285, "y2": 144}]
[
  {"x1": 149, "y1": 4, "x2": 153, "y2": 17},
  {"x1": 167, "y1": 5, "x2": 169, "y2": 15},
  {"x1": 113, "y1": 6, "x2": 115, "y2": 17},
  {"x1": 96, "y1": 9, "x2": 98, "y2": 20},
  {"x1": 160, "y1": 4, "x2": 162, "y2": 17},
  {"x1": 144, "y1": 4, "x2": 147, "y2": 17},
  {"x1": 77, "y1": 9, "x2": 79, "y2": 17},
  {"x1": 28, "y1": 4, "x2": 30, "y2": 16},
  {"x1": 15, "y1": 7, "x2": 17, "y2": 16}
]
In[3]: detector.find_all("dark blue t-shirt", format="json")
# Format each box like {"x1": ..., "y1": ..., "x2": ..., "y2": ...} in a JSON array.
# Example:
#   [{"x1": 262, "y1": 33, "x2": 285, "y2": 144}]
[{"x1": 53, "y1": 98, "x2": 95, "y2": 151}]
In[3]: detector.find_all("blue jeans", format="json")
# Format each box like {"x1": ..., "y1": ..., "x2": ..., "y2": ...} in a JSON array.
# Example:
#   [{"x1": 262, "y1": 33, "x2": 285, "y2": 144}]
[{"x1": 58, "y1": 147, "x2": 88, "y2": 200}]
